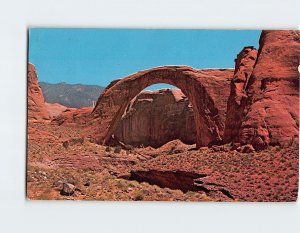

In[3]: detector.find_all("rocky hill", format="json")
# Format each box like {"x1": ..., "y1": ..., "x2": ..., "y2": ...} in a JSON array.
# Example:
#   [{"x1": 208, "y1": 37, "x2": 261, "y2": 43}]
[{"x1": 40, "y1": 82, "x2": 104, "y2": 108}]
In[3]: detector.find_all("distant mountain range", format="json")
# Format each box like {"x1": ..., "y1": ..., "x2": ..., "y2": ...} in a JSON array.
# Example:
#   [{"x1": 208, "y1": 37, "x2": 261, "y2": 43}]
[{"x1": 40, "y1": 82, "x2": 105, "y2": 108}]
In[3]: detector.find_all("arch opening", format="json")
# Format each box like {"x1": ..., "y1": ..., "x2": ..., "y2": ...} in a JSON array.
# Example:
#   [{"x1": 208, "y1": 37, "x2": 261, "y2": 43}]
[{"x1": 111, "y1": 84, "x2": 196, "y2": 148}]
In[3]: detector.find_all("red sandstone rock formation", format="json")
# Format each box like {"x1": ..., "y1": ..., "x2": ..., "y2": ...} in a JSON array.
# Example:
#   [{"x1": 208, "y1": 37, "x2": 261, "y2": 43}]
[
  {"x1": 27, "y1": 63, "x2": 50, "y2": 122},
  {"x1": 113, "y1": 89, "x2": 196, "y2": 147},
  {"x1": 52, "y1": 107, "x2": 93, "y2": 126},
  {"x1": 45, "y1": 102, "x2": 68, "y2": 118},
  {"x1": 86, "y1": 66, "x2": 234, "y2": 147},
  {"x1": 224, "y1": 47, "x2": 258, "y2": 143},
  {"x1": 234, "y1": 30, "x2": 299, "y2": 150}
]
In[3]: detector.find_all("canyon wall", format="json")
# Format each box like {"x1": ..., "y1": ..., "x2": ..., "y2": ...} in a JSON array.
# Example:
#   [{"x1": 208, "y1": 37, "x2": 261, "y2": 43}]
[{"x1": 114, "y1": 89, "x2": 196, "y2": 147}]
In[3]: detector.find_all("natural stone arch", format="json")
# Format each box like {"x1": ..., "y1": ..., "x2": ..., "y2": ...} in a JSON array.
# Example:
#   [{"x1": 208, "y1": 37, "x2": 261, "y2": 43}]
[{"x1": 85, "y1": 66, "x2": 233, "y2": 148}]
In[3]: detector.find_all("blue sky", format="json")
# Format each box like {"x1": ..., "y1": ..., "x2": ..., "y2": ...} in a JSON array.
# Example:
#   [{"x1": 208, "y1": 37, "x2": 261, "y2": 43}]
[{"x1": 29, "y1": 29, "x2": 261, "y2": 89}]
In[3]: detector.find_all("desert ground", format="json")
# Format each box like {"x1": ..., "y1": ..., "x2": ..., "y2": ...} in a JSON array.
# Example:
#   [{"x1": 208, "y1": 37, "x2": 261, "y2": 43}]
[{"x1": 27, "y1": 121, "x2": 298, "y2": 201}]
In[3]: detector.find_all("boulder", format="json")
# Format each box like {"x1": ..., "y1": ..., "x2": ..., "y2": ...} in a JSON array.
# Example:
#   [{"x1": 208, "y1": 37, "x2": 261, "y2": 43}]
[
  {"x1": 237, "y1": 144, "x2": 255, "y2": 153},
  {"x1": 211, "y1": 145, "x2": 230, "y2": 152},
  {"x1": 60, "y1": 183, "x2": 75, "y2": 196}
]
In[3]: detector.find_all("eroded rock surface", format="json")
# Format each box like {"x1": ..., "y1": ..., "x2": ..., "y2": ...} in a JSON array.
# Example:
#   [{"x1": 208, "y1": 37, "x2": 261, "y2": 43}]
[
  {"x1": 236, "y1": 30, "x2": 300, "y2": 150},
  {"x1": 27, "y1": 63, "x2": 50, "y2": 122},
  {"x1": 45, "y1": 102, "x2": 68, "y2": 118},
  {"x1": 224, "y1": 47, "x2": 258, "y2": 143},
  {"x1": 86, "y1": 67, "x2": 234, "y2": 148},
  {"x1": 52, "y1": 107, "x2": 93, "y2": 126},
  {"x1": 114, "y1": 89, "x2": 196, "y2": 147}
]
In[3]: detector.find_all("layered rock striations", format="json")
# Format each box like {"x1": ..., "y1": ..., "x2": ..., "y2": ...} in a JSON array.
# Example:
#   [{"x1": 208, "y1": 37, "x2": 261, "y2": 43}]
[
  {"x1": 232, "y1": 30, "x2": 299, "y2": 150},
  {"x1": 224, "y1": 47, "x2": 258, "y2": 143},
  {"x1": 27, "y1": 63, "x2": 50, "y2": 122},
  {"x1": 114, "y1": 89, "x2": 196, "y2": 147}
]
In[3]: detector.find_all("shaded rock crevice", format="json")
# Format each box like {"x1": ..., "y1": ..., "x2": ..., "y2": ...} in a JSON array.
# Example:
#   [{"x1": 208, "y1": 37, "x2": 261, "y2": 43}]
[
  {"x1": 128, "y1": 170, "x2": 234, "y2": 200},
  {"x1": 113, "y1": 89, "x2": 196, "y2": 147}
]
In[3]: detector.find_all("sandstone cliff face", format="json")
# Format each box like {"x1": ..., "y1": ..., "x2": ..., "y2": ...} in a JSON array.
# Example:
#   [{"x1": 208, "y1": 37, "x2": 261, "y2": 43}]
[
  {"x1": 113, "y1": 89, "x2": 196, "y2": 147},
  {"x1": 234, "y1": 30, "x2": 299, "y2": 149},
  {"x1": 27, "y1": 63, "x2": 50, "y2": 122},
  {"x1": 224, "y1": 47, "x2": 258, "y2": 143}
]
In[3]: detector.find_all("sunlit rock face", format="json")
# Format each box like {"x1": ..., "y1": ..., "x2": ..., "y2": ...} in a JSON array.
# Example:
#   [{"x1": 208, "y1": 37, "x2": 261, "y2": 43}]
[
  {"x1": 27, "y1": 63, "x2": 50, "y2": 122},
  {"x1": 224, "y1": 46, "x2": 258, "y2": 143},
  {"x1": 231, "y1": 30, "x2": 300, "y2": 150}
]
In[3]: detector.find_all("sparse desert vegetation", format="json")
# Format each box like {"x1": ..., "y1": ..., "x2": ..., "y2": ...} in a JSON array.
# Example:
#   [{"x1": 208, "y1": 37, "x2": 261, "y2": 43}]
[{"x1": 27, "y1": 122, "x2": 298, "y2": 202}]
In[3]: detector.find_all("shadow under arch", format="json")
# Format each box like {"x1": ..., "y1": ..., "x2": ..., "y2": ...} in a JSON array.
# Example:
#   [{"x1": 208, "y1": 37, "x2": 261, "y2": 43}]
[
  {"x1": 86, "y1": 66, "x2": 233, "y2": 148},
  {"x1": 113, "y1": 84, "x2": 196, "y2": 148}
]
